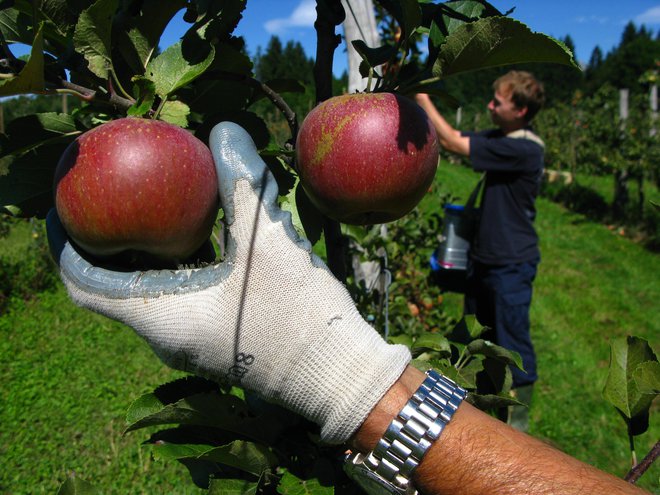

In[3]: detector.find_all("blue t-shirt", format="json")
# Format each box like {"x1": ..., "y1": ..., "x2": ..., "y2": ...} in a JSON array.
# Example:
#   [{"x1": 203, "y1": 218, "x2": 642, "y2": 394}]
[{"x1": 464, "y1": 128, "x2": 544, "y2": 265}]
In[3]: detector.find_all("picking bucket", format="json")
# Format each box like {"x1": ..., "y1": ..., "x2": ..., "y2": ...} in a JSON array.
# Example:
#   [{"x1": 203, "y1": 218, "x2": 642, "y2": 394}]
[
  {"x1": 436, "y1": 204, "x2": 474, "y2": 270},
  {"x1": 430, "y1": 174, "x2": 484, "y2": 293},
  {"x1": 430, "y1": 203, "x2": 479, "y2": 293}
]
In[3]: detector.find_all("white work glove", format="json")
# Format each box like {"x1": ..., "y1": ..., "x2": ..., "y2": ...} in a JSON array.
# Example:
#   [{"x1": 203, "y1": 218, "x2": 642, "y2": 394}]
[{"x1": 47, "y1": 122, "x2": 411, "y2": 444}]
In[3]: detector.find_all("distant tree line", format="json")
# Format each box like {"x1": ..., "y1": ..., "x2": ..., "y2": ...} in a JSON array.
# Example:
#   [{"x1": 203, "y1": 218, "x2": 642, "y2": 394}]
[
  {"x1": 440, "y1": 21, "x2": 659, "y2": 112},
  {"x1": 1, "y1": 21, "x2": 656, "y2": 132}
]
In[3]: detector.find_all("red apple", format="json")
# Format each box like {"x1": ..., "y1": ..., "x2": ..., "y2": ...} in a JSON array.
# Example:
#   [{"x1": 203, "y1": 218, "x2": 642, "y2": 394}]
[
  {"x1": 54, "y1": 117, "x2": 219, "y2": 263},
  {"x1": 295, "y1": 92, "x2": 439, "y2": 225}
]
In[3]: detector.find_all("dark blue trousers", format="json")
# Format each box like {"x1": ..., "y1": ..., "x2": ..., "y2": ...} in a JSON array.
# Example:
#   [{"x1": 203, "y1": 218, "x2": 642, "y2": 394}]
[{"x1": 464, "y1": 260, "x2": 538, "y2": 387}]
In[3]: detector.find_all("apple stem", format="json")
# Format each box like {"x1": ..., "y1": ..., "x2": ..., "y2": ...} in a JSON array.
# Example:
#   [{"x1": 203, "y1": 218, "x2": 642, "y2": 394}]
[
  {"x1": 109, "y1": 70, "x2": 135, "y2": 105},
  {"x1": 398, "y1": 76, "x2": 443, "y2": 96},
  {"x1": 366, "y1": 67, "x2": 375, "y2": 93},
  {"x1": 153, "y1": 96, "x2": 168, "y2": 120}
]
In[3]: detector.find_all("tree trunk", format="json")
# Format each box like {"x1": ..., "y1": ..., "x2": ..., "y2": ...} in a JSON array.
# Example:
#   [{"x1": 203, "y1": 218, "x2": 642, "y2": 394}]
[
  {"x1": 613, "y1": 168, "x2": 630, "y2": 220},
  {"x1": 637, "y1": 171, "x2": 644, "y2": 220}
]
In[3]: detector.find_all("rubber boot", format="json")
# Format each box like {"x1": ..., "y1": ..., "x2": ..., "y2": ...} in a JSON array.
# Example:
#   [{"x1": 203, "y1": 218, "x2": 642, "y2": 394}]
[{"x1": 508, "y1": 384, "x2": 534, "y2": 432}]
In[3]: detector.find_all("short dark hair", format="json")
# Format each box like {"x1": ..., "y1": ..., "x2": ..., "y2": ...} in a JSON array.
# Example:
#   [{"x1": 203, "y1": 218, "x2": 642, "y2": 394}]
[{"x1": 493, "y1": 71, "x2": 545, "y2": 122}]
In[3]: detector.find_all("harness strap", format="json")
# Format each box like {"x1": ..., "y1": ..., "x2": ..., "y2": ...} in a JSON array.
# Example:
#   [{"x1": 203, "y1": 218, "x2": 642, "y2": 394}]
[{"x1": 507, "y1": 129, "x2": 545, "y2": 149}]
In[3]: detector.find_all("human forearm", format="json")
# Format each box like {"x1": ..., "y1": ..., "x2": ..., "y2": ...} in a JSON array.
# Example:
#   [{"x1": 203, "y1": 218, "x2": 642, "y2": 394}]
[
  {"x1": 352, "y1": 366, "x2": 647, "y2": 495},
  {"x1": 414, "y1": 94, "x2": 470, "y2": 156}
]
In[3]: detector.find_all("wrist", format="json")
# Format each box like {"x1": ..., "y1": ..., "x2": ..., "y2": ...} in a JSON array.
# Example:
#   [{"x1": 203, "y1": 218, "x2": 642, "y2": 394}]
[
  {"x1": 346, "y1": 366, "x2": 467, "y2": 494},
  {"x1": 350, "y1": 366, "x2": 426, "y2": 453}
]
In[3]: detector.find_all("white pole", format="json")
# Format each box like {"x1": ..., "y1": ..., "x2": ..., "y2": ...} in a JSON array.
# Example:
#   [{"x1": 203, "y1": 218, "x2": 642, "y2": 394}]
[
  {"x1": 619, "y1": 88, "x2": 629, "y2": 128},
  {"x1": 342, "y1": 0, "x2": 380, "y2": 94},
  {"x1": 650, "y1": 84, "x2": 657, "y2": 137}
]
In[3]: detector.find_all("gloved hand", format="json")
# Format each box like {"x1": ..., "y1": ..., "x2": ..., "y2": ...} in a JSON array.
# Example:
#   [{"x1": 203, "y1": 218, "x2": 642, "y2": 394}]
[{"x1": 47, "y1": 121, "x2": 411, "y2": 445}]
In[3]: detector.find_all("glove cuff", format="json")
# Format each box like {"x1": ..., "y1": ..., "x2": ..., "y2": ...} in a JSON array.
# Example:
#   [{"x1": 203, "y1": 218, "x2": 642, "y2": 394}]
[{"x1": 279, "y1": 316, "x2": 411, "y2": 444}]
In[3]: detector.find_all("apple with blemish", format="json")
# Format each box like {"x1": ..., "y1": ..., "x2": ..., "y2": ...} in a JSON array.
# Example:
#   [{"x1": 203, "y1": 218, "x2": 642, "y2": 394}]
[
  {"x1": 295, "y1": 93, "x2": 439, "y2": 225},
  {"x1": 53, "y1": 117, "x2": 219, "y2": 264}
]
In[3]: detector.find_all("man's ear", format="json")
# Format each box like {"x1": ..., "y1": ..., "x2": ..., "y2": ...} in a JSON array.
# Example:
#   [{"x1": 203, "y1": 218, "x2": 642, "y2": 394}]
[{"x1": 516, "y1": 106, "x2": 529, "y2": 120}]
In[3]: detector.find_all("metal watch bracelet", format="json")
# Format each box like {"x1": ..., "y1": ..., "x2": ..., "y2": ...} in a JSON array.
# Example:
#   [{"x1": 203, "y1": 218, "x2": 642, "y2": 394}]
[{"x1": 345, "y1": 369, "x2": 467, "y2": 494}]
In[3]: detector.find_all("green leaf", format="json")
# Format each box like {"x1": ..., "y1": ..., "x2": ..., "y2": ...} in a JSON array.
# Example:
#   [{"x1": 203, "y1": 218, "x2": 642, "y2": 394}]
[
  {"x1": 436, "y1": 0, "x2": 504, "y2": 34},
  {"x1": 424, "y1": 0, "x2": 504, "y2": 62},
  {"x1": 466, "y1": 339, "x2": 523, "y2": 370},
  {"x1": 468, "y1": 393, "x2": 518, "y2": 410},
  {"x1": 153, "y1": 440, "x2": 276, "y2": 477},
  {"x1": 295, "y1": 182, "x2": 324, "y2": 245},
  {"x1": 351, "y1": 39, "x2": 397, "y2": 71},
  {"x1": 56, "y1": 474, "x2": 99, "y2": 495},
  {"x1": 0, "y1": 6, "x2": 33, "y2": 45},
  {"x1": 73, "y1": 0, "x2": 118, "y2": 79},
  {"x1": 1, "y1": 0, "x2": 74, "y2": 49},
  {"x1": 115, "y1": 0, "x2": 187, "y2": 72},
  {"x1": 0, "y1": 143, "x2": 66, "y2": 218},
  {"x1": 434, "y1": 17, "x2": 578, "y2": 79},
  {"x1": 277, "y1": 469, "x2": 334, "y2": 495},
  {"x1": 158, "y1": 100, "x2": 191, "y2": 127},
  {"x1": 454, "y1": 355, "x2": 484, "y2": 389},
  {"x1": 0, "y1": 24, "x2": 45, "y2": 96},
  {"x1": 261, "y1": 153, "x2": 295, "y2": 192},
  {"x1": 146, "y1": 40, "x2": 215, "y2": 98},
  {"x1": 126, "y1": 390, "x2": 246, "y2": 430},
  {"x1": 412, "y1": 333, "x2": 451, "y2": 357},
  {"x1": 185, "y1": 0, "x2": 246, "y2": 43},
  {"x1": 403, "y1": 81, "x2": 460, "y2": 108},
  {"x1": 128, "y1": 77, "x2": 156, "y2": 116},
  {"x1": 390, "y1": 333, "x2": 414, "y2": 348},
  {"x1": 480, "y1": 354, "x2": 513, "y2": 394},
  {"x1": 208, "y1": 477, "x2": 259, "y2": 495},
  {"x1": 125, "y1": 388, "x2": 282, "y2": 444},
  {"x1": 427, "y1": 19, "x2": 448, "y2": 61},
  {"x1": 451, "y1": 314, "x2": 486, "y2": 339},
  {"x1": 208, "y1": 40, "x2": 254, "y2": 76},
  {"x1": 40, "y1": 0, "x2": 91, "y2": 35},
  {"x1": 0, "y1": 112, "x2": 79, "y2": 156},
  {"x1": 633, "y1": 361, "x2": 660, "y2": 395},
  {"x1": 377, "y1": 0, "x2": 422, "y2": 39},
  {"x1": 603, "y1": 336, "x2": 658, "y2": 420}
]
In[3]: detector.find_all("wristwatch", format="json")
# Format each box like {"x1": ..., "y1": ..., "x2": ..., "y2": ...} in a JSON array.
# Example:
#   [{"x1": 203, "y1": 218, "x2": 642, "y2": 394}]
[{"x1": 344, "y1": 369, "x2": 467, "y2": 495}]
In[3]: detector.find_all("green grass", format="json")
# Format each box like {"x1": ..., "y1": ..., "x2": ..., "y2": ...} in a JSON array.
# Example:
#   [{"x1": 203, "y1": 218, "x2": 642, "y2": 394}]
[
  {"x1": 1, "y1": 163, "x2": 659, "y2": 493},
  {"x1": 0, "y1": 282, "x2": 199, "y2": 493},
  {"x1": 571, "y1": 171, "x2": 660, "y2": 208}
]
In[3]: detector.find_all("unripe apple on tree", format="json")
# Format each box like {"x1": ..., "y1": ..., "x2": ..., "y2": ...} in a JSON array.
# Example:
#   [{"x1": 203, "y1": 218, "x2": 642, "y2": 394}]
[
  {"x1": 295, "y1": 92, "x2": 439, "y2": 225},
  {"x1": 53, "y1": 117, "x2": 219, "y2": 265}
]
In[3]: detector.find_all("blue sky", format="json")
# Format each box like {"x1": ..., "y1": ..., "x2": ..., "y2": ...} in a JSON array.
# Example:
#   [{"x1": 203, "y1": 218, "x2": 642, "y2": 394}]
[
  {"x1": 9, "y1": 1, "x2": 660, "y2": 75},
  {"x1": 158, "y1": 0, "x2": 660, "y2": 74}
]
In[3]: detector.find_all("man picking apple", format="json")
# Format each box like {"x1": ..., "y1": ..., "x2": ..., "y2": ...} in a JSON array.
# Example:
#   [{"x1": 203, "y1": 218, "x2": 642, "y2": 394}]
[
  {"x1": 415, "y1": 70, "x2": 546, "y2": 432},
  {"x1": 46, "y1": 121, "x2": 648, "y2": 495}
]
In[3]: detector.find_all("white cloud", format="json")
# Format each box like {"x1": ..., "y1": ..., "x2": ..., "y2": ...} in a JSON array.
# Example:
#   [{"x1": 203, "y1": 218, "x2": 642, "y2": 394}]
[
  {"x1": 264, "y1": 0, "x2": 316, "y2": 34},
  {"x1": 635, "y1": 6, "x2": 660, "y2": 25},
  {"x1": 573, "y1": 15, "x2": 609, "y2": 25}
]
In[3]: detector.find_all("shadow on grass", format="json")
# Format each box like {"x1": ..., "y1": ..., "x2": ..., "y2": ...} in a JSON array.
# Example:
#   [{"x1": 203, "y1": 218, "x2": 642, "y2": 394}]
[{"x1": 540, "y1": 181, "x2": 660, "y2": 253}]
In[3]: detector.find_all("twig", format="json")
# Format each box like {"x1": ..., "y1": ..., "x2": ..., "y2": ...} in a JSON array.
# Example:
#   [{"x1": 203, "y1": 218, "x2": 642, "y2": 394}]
[
  {"x1": 254, "y1": 79, "x2": 298, "y2": 143},
  {"x1": 57, "y1": 79, "x2": 134, "y2": 110},
  {"x1": 625, "y1": 440, "x2": 659, "y2": 484},
  {"x1": 201, "y1": 70, "x2": 298, "y2": 146}
]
